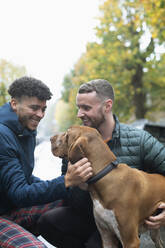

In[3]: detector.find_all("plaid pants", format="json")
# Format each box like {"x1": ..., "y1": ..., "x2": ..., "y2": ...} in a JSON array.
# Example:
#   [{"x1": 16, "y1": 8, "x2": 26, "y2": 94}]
[{"x1": 0, "y1": 200, "x2": 63, "y2": 248}]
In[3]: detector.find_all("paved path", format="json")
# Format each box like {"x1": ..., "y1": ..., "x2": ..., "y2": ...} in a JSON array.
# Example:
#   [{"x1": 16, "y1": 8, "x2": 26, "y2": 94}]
[
  {"x1": 140, "y1": 228, "x2": 165, "y2": 247},
  {"x1": 38, "y1": 229, "x2": 165, "y2": 247}
]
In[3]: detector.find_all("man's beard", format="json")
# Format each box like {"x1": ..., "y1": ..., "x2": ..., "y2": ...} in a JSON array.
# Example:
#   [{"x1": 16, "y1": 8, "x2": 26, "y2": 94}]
[
  {"x1": 19, "y1": 115, "x2": 29, "y2": 128},
  {"x1": 19, "y1": 115, "x2": 40, "y2": 129},
  {"x1": 90, "y1": 116, "x2": 105, "y2": 130},
  {"x1": 82, "y1": 112, "x2": 105, "y2": 130}
]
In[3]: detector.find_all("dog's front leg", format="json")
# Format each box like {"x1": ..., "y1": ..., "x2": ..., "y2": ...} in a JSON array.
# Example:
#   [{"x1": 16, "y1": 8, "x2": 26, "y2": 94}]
[
  {"x1": 96, "y1": 221, "x2": 119, "y2": 248},
  {"x1": 92, "y1": 199, "x2": 121, "y2": 248}
]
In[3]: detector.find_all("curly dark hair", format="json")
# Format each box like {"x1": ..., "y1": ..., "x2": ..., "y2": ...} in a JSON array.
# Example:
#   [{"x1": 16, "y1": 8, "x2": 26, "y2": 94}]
[{"x1": 8, "y1": 76, "x2": 53, "y2": 101}]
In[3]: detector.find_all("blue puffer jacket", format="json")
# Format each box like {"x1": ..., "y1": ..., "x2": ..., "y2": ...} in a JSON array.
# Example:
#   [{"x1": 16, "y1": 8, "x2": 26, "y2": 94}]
[
  {"x1": 62, "y1": 115, "x2": 165, "y2": 216},
  {"x1": 0, "y1": 103, "x2": 67, "y2": 215}
]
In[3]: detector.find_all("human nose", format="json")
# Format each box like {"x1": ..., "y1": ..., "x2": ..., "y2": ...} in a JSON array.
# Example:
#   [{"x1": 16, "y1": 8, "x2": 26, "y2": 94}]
[
  {"x1": 36, "y1": 109, "x2": 45, "y2": 118},
  {"x1": 77, "y1": 108, "x2": 84, "y2": 118}
]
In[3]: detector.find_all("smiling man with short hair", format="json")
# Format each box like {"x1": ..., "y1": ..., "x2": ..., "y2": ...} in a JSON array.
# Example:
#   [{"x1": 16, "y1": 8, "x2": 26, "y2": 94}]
[
  {"x1": 0, "y1": 76, "x2": 92, "y2": 247},
  {"x1": 38, "y1": 79, "x2": 165, "y2": 248}
]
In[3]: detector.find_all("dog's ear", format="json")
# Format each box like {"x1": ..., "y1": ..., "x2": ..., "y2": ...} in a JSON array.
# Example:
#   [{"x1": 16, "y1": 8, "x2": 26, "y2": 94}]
[{"x1": 68, "y1": 136, "x2": 88, "y2": 164}]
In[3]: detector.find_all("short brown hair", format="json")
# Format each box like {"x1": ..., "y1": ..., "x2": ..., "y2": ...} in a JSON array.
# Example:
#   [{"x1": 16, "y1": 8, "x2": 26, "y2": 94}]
[{"x1": 78, "y1": 79, "x2": 114, "y2": 101}]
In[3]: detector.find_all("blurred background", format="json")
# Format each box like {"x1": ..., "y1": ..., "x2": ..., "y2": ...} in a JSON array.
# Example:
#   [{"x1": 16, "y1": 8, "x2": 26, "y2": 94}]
[{"x1": 1, "y1": 0, "x2": 165, "y2": 247}]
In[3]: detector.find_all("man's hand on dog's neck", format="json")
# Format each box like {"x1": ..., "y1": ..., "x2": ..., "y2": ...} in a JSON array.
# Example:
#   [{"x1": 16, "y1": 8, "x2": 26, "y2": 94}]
[{"x1": 64, "y1": 158, "x2": 92, "y2": 188}]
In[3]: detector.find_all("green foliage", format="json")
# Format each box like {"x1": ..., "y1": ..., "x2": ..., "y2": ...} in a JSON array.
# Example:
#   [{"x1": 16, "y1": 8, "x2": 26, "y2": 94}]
[
  {"x1": 55, "y1": 99, "x2": 79, "y2": 131},
  {"x1": 140, "y1": 0, "x2": 165, "y2": 41},
  {"x1": 0, "y1": 82, "x2": 7, "y2": 106},
  {"x1": 59, "y1": 0, "x2": 165, "y2": 128},
  {"x1": 61, "y1": 72, "x2": 74, "y2": 102},
  {"x1": 0, "y1": 59, "x2": 26, "y2": 106}
]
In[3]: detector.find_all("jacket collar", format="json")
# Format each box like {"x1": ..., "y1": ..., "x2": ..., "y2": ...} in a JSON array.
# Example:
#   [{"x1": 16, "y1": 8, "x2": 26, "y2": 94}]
[{"x1": 112, "y1": 114, "x2": 120, "y2": 139}]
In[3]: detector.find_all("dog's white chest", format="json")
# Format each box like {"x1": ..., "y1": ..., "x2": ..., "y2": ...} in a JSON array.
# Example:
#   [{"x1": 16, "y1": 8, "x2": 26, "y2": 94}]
[{"x1": 93, "y1": 198, "x2": 122, "y2": 247}]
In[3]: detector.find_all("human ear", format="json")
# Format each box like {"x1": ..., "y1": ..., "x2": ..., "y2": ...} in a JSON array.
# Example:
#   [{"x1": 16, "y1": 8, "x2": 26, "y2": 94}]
[
  {"x1": 104, "y1": 99, "x2": 113, "y2": 113},
  {"x1": 10, "y1": 98, "x2": 18, "y2": 112}
]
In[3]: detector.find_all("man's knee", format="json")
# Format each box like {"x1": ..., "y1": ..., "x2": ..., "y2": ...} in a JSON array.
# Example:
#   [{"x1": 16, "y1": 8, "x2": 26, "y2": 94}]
[
  {"x1": 85, "y1": 230, "x2": 102, "y2": 248},
  {"x1": 37, "y1": 212, "x2": 50, "y2": 233}
]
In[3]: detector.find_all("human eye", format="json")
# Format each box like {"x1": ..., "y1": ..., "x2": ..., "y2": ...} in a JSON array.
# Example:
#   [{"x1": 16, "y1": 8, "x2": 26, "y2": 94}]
[
  {"x1": 79, "y1": 104, "x2": 91, "y2": 111},
  {"x1": 83, "y1": 106, "x2": 91, "y2": 111},
  {"x1": 29, "y1": 105, "x2": 47, "y2": 113},
  {"x1": 30, "y1": 105, "x2": 39, "y2": 111}
]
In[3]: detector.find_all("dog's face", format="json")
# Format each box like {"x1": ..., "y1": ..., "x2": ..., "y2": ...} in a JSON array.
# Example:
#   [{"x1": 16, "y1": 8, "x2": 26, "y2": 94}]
[
  {"x1": 50, "y1": 132, "x2": 69, "y2": 159},
  {"x1": 50, "y1": 125, "x2": 101, "y2": 163}
]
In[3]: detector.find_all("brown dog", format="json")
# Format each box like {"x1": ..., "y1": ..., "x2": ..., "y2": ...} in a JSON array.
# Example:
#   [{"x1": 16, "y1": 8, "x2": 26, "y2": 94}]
[{"x1": 50, "y1": 125, "x2": 165, "y2": 248}]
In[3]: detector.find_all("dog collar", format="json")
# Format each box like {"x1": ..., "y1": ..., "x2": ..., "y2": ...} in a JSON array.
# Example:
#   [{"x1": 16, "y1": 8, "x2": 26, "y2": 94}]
[{"x1": 86, "y1": 160, "x2": 118, "y2": 185}]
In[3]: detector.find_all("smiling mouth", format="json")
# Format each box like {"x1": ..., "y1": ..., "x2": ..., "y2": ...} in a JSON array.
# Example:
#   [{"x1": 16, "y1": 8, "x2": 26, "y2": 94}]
[
  {"x1": 82, "y1": 119, "x2": 90, "y2": 125},
  {"x1": 82, "y1": 118, "x2": 89, "y2": 122},
  {"x1": 31, "y1": 119, "x2": 40, "y2": 125},
  {"x1": 51, "y1": 148, "x2": 66, "y2": 158}
]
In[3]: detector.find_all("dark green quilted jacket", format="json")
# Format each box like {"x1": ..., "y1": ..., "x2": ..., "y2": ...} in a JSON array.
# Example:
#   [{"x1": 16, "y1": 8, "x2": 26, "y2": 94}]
[{"x1": 62, "y1": 116, "x2": 165, "y2": 216}]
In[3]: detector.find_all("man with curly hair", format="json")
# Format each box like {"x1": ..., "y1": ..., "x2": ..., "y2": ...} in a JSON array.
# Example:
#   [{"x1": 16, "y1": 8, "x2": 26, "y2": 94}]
[{"x1": 0, "y1": 76, "x2": 92, "y2": 247}]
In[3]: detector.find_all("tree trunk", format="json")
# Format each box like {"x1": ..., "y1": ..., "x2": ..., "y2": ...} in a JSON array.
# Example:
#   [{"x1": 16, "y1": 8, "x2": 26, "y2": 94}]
[{"x1": 131, "y1": 64, "x2": 147, "y2": 119}]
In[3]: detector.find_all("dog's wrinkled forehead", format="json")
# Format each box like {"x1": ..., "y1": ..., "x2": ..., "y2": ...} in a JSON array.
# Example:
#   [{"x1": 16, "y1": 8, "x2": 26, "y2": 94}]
[
  {"x1": 56, "y1": 132, "x2": 68, "y2": 144},
  {"x1": 67, "y1": 126, "x2": 84, "y2": 136},
  {"x1": 66, "y1": 126, "x2": 83, "y2": 144},
  {"x1": 67, "y1": 125, "x2": 101, "y2": 141}
]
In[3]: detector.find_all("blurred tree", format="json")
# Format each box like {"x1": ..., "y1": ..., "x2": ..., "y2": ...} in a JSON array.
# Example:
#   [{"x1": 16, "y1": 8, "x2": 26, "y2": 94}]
[
  {"x1": 0, "y1": 59, "x2": 26, "y2": 106},
  {"x1": 61, "y1": 72, "x2": 74, "y2": 102},
  {"x1": 59, "y1": 0, "x2": 165, "y2": 130},
  {"x1": 140, "y1": 0, "x2": 165, "y2": 41},
  {"x1": 55, "y1": 99, "x2": 77, "y2": 132}
]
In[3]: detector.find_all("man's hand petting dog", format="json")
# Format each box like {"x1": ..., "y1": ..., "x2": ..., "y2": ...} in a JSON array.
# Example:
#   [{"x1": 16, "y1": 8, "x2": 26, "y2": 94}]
[
  {"x1": 64, "y1": 158, "x2": 93, "y2": 188},
  {"x1": 145, "y1": 203, "x2": 165, "y2": 229}
]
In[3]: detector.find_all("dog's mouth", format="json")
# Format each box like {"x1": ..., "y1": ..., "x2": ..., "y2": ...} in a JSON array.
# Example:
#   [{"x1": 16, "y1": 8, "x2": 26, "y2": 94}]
[
  {"x1": 51, "y1": 146, "x2": 67, "y2": 159},
  {"x1": 59, "y1": 155, "x2": 67, "y2": 159}
]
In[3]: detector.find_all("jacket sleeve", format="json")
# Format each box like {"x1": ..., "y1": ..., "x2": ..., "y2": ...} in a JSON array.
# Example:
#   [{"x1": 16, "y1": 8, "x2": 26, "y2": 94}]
[
  {"x1": 29, "y1": 174, "x2": 42, "y2": 183},
  {"x1": 141, "y1": 130, "x2": 165, "y2": 175},
  {"x1": 0, "y1": 130, "x2": 67, "y2": 208},
  {"x1": 61, "y1": 159, "x2": 93, "y2": 215}
]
